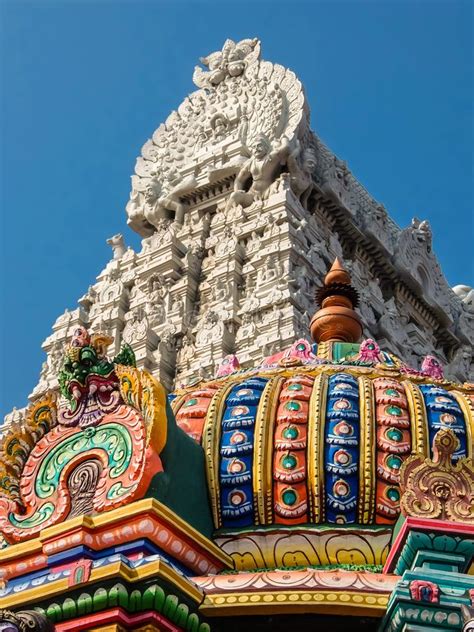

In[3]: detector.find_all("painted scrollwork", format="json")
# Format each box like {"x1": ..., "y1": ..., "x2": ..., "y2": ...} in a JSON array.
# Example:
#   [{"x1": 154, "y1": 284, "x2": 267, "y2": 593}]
[
  {"x1": 0, "y1": 330, "x2": 168, "y2": 544},
  {"x1": 399, "y1": 428, "x2": 474, "y2": 523}
]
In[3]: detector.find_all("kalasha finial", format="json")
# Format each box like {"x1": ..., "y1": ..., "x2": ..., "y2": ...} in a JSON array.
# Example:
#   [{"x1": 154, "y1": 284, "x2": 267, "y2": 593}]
[{"x1": 310, "y1": 258, "x2": 363, "y2": 343}]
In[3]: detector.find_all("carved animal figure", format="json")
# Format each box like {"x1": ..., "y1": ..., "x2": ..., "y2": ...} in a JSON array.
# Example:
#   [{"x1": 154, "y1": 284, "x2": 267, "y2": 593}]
[{"x1": 106, "y1": 233, "x2": 126, "y2": 260}]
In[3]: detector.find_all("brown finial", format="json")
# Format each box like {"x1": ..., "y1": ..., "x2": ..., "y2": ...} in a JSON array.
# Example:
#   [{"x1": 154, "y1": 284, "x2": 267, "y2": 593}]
[
  {"x1": 310, "y1": 258, "x2": 362, "y2": 343},
  {"x1": 324, "y1": 257, "x2": 351, "y2": 285}
]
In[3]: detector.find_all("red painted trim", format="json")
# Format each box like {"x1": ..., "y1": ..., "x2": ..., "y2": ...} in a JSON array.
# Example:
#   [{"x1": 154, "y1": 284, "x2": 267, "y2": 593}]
[
  {"x1": 383, "y1": 517, "x2": 474, "y2": 573},
  {"x1": 54, "y1": 608, "x2": 181, "y2": 631}
]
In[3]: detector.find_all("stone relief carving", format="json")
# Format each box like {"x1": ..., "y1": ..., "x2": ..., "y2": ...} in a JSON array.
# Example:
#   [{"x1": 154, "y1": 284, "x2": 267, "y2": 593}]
[
  {"x1": 394, "y1": 217, "x2": 451, "y2": 315},
  {"x1": 227, "y1": 134, "x2": 290, "y2": 209},
  {"x1": 122, "y1": 307, "x2": 149, "y2": 344},
  {"x1": 287, "y1": 139, "x2": 317, "y2": 209},
  {"x1": 126, "y1": 38, "x2": 307, "y2": 234},
  {"x1": 453, "y1": 284, "x2": 474, "y2": 312},
  {"x1": 193, "y1": 38, "x2": 261, "y2": 88},
  {"x1": 447, "y1": 345, "x2": 473, "y2": 382},
  {"x1": 195, "y1": 310, "x2": 225, "y2": 348}
]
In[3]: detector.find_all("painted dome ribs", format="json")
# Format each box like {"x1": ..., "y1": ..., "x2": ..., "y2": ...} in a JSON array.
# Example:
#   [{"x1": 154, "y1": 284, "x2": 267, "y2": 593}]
[
  {"x1": 217, "y1": 378, "x2": 269, "y2": 529},
  {"x1": 307, "y1": 373, "x2": 328, "y2": 523},
  {"x1": 273, "y1": 374, "x2": 314, "y2": 525},
  {"x1": 450, "y1": 391, "x2": 474, "y2": 460},
  {"x1": 373, "y1": 378, "x2": 411, "y2": 524},
  {"x1": 254, "y1": 376, "x2": 285, "y2": 526},
  {"x1": 358, "y1": 376, "x2": 376, "y2": 524},
  {"x1": 203, "y1": 381, "x2": 237, "y2": 529},
  {"x1": 419, "y1": 385, "x2": 469, "y2": 461}
]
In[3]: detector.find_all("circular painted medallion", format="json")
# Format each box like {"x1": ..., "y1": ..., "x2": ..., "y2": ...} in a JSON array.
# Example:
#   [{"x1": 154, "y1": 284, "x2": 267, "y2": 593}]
[
  {"x1": 282, "y1": 426, "x2": 299, "y2": 440},
  {"x1": 440, "y1": 413, "x2": 456, "y2": 424},
  {"x1": 333, "y1": 398, "x2": 351, "y2": 411},
  {"x1": 231, "y1": 405, "x2": 250, "y2": 417},
  {"x1": 281, "y1": 488, "x2": 297, "y2": 506},
  {"x1": 334, "y1": 449, "x2": 352, "y2": 466},
  {"x1": 386, "y1": 428, "x2": 403, "y2": 443},
  {"x1": 281, "y1": 454, "x2": 297, "y2": 470},
  {"x1": 230, "y1": 431, "x2": 247, "y2": 445},
  {"x1": 333, "y1": 479, "x2": 350, "y2": 497},
  {"x1": 229, "y1": 490, "x2": 246, "y2": 506},
  {"x1": 228, "y1": 459, "x2": 245, "y2": 474}
]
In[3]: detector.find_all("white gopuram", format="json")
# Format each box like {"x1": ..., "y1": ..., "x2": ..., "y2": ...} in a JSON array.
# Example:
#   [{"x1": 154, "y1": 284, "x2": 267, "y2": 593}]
[{"x1": 6, "y1": 38, "x2": 472, "y2": 425}]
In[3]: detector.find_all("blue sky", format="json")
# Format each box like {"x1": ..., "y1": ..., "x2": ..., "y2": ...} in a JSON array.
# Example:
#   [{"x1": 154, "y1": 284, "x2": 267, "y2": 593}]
[{"x1": 0, "y1": 0, "x2": 472, "y2": 415}]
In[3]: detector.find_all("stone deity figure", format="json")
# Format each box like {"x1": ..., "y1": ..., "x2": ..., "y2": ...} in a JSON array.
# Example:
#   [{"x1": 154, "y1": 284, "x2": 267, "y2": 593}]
[
  {"x1": 287, "y1": 140, "x2": 317, "y2": 209},
  {"x1": 411, "y1": 217, "x2": 433, "y2": 252},
  {"x1": 210, "y1": 113, "x2": 230, "y2": 143},
  {"x1": 227, "y1": 133, "x2": 290, "y2": 209},
  {"x1": 144, "y1": 169, "x2": 197, "y2": 228}
]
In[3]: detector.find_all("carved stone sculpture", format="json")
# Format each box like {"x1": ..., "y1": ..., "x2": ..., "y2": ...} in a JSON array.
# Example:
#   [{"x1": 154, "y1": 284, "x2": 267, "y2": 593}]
[
  {"x1": 227, "y1": 134, "x2": 290, "y2": 209},
  {"x1": 453, "y1": 284, "x2": 474, "y2": 312},
  {"x1": 193, "y1": 38, "x2": 260, "y2": 89},
  {"x1": 144, "y1": 170, "x2": 197, "y2": 227},
  {"x1": 126, "y1": 39, "x2": 306, "y2": 235},
  {"x1": 287, "y1": 139, "x2": 317, "y2": 208},
  {"x1": 106, "y1": 233, "x2": 127, "y2": 260}
]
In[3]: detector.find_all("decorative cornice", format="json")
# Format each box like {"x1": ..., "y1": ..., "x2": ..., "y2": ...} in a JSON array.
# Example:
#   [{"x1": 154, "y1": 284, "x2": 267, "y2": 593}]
[
  {"x1": 0, "y1": 497, "x2": 232, "y2": 583},
  {"x1": 0, "y1": 556, "x2": 203, "y2": 609}
]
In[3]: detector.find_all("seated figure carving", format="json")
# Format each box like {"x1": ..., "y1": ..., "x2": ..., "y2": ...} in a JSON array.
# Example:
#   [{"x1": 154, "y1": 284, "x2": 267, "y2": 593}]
[{"x1": 227, "y1": 133, "x2": 290, "y2": 210}]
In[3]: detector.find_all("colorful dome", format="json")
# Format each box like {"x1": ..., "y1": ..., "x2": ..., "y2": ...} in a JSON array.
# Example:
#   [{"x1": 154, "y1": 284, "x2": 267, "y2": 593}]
[{"x1": 173, "y1": 339, "x2": 472, "y2": 530}]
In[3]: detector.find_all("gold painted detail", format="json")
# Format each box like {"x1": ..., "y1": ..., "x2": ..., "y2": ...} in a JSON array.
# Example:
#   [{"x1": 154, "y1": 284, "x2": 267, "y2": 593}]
[
  {"x1": 253, "y1": 377, "x2": 285, "y2": 525},
  {"x1": 199, "y1": 590, "x2": 390, "y2": 616},
  {"x1": 115, "y1": 365, "x2": 167, "y2": 454},
  {"x1": 400, "y1": 428, "x2": 474, "y2": 523},
  {"x1": 402, "y1": 380, "x2": 428, "y2": 456},
  {"x1": 451, "y1": 391, "x2": 474, "y2": 459},
  {"x1": 358, "y1": 377, "x2": 375, "y2": 523},
  {"x1": 316, "y1": 341, "x2": 331, "y2": 360},
  {"x1": 307, "y1": 373, "x2": 328, "y2": 522},
  {"x1": 215, "y1": 526, "x2": 392, "y2": 570},
  {"x1": 203, "y1": 381, "x2": 237, "y2": 529}
]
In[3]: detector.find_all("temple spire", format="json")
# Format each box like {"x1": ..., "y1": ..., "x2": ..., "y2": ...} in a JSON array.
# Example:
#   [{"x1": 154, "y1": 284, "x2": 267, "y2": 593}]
[{"x1": 310, "y1": 258, "x2": 362, "y2": 343}]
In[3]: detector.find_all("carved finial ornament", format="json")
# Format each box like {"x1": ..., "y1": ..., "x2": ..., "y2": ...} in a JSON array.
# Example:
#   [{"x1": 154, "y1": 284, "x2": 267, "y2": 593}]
[
  {"x1": 399, "y1": 428, "x2": 474, "y2": 523},
  {"x1": 310, "y1": 258, "x2": 362, "y2": 343}
]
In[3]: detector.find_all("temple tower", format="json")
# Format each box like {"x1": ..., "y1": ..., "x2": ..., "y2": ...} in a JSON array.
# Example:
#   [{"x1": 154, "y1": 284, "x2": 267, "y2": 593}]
[{"x1": 7, "y1": 37, "x2": 473, "y2": 421}]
